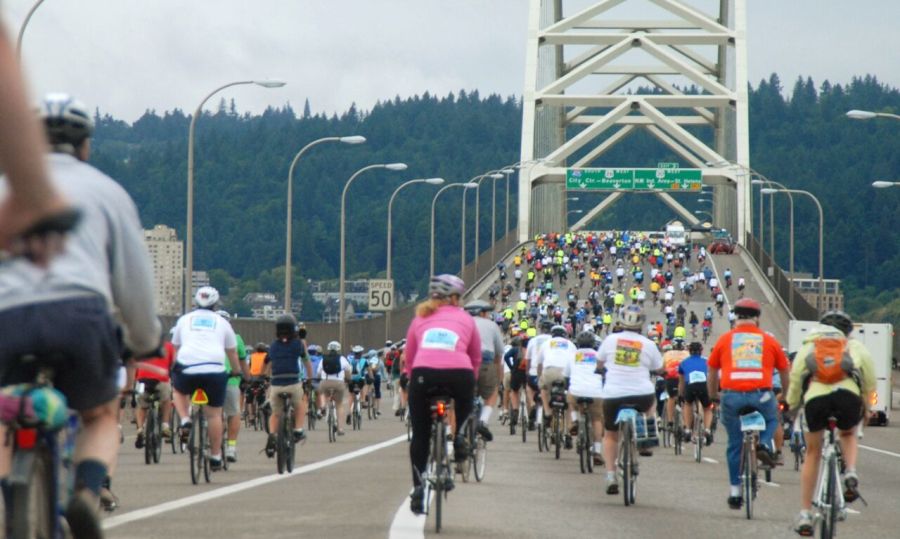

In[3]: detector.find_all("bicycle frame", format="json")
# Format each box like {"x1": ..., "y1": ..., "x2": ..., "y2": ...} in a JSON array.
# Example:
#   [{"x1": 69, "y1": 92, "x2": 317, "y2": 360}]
[{"x1": 813, "y1": 419, "x2": 846, "y2": 538}]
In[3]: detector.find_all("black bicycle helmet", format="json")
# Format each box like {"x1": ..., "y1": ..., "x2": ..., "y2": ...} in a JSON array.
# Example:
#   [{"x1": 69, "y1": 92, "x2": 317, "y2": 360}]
[
  {"x1": 819, "y1": 310, "x2": 853, "y2": 336},
  {"x1": 540, "y1": 320, "x2": 553, "y2": 332},
  {"x1": 275, "y1": 314, "x2": 297, "y2": 337},
  {"x1": 255, "y1": 342, "x2": 268, "y2": 353},
  {"x1": 688, "y1": 341, "x2": 703, "y2": 355},
  {"x1": 576, "y1": 330, "x2": 596, "y2": 349}
]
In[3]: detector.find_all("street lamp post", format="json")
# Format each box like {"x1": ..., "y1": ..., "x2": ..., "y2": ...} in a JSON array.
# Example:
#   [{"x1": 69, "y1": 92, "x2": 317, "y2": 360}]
[
  {"x1": 473, "y1": 172, "x2": 504, "y2": 276},
  {"x1": 284, "y1": 135, "x2": 366, "y2": 312},
  {"x1": 15, "y1": 0, "x2": 46, "y2": 60},
  {"x1": 339, "y1": 163, "x2": 407, "y2": 345},
  {"x1": 385, "y1": 177, "x2": 444, "y2": 339},
  {"x1": 431, "y1": 183, "x2": 478, "y2": 277},
  {"x1": 184, "y1": 79, "x2": 285, "y2": 313},
  {"x1": 753, "y1": 178, "x2": 795, "y2": 311},
  {"x1": 566, "y1": 209, "x2": 583, "y2": 225},
  {"x1": 762, "y1": 188, "x2": 825, "y2": 314}
]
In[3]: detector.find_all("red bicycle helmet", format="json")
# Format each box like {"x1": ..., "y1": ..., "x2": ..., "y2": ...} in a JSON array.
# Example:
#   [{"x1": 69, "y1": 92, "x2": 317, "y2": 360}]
[{"x1": 733, "y1": 297, "x2": 762, "y2": 318}]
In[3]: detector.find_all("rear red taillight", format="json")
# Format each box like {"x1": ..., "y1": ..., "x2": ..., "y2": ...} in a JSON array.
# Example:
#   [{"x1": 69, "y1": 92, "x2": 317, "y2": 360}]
[
  {"x1": 15, "y1": 428, "x2": 38, "y2": 450},
  {"x1": 436, "y1": 402, "x2": 446, "y2": 418}
]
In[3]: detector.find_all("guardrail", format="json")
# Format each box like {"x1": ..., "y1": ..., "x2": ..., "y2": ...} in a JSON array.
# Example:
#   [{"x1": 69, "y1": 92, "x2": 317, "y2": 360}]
[{"x1": 743, "y1": 232, "x2": 819, "y2": 321}]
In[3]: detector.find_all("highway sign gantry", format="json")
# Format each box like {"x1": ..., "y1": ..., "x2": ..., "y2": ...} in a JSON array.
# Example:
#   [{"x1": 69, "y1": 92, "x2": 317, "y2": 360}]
[{"x1": 566, "y1": 167, "x2": 703, "y2": 191}]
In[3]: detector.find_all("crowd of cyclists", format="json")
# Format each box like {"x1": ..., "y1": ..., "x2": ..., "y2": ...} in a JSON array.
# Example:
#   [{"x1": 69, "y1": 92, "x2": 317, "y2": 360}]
[{"x1": 0, "y1": 17, "x2": 880, "y2": 535}]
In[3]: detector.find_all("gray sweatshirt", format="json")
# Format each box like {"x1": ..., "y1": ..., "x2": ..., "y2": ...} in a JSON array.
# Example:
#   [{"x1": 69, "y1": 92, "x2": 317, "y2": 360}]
[{"x1": 0, "y1": 153, "x2": 161, "y2": 354}]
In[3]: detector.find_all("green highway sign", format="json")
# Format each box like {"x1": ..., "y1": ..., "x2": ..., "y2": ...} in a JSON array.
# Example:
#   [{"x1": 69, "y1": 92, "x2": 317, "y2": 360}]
[{"x1": 566, "y1": 167, "x2": 703, "y2": 191}]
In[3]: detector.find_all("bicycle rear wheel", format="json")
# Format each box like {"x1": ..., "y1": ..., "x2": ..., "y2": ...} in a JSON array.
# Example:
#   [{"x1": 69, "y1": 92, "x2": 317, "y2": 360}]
[
  {"x1": 820, "y1": 453, "x2": 838, "y2": 539},
  {"x1": 742, "y1": 439, "x2": 754, "y2": 520},
  {"x1": 10, "y1": 443, "x2": 56, "y2": 539},
  {"x1": 328, "y1": 404, "x2": 337, "y2": 443},
  {"x1": 144, "y1": 408, "x2": 155, "y2": 465},
  {"x1": 474, "y1": 435, "x2": 486, "y2": 482},
  {"x1": 578, "y1": 425, "x2": 587, "y2": 474},
  {"x1": 201, "y1": 415, "x2": 210, "y2": 483},
  {"x1": 276, "y1": 413, "x2": 286, "y2": 474},
  {"x1": 171, "y1": 408, "x2": 181, "y2": 454},
  {"x1": 189, "y1": 416, "x2": 200, "y2": 484},
  {"x1": 694, "y1": 409, "x2": 703, "y2": 463},
  {"x1": 554, "y1": 413, "x2": 562, "y2": 460},
  {"x1": 519, "y1": 400, "x2": 527, "y2": 443},
  {"x1": 460, "y1": 421, "x2": 472, "y2": 483},
  {"x1": 585, "y1": 419, "x2": 594, "y2": 474},
  {"x1": 673, "y1": 411, "x2": 683, "y2": 456},
  {"x1": 286, "y1": 411, "x2": 296, "y2": 473},
  {"x1": 434, "y1": 422, "x2": 446, "y2": 534},
  {"x1": 620, "y1": 422, "x2": 633, "y2": 506}
]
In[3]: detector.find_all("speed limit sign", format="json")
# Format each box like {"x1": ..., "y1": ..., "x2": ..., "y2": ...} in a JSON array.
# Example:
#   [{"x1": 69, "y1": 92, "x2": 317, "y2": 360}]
[{"x1": 368, "y1": 279, "x2": 394, "y2": 312}]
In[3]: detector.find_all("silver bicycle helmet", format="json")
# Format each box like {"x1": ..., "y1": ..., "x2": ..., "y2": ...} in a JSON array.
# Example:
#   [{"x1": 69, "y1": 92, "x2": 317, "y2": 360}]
[{"x1": 429, "y1": 274, "x2": 466, "y2": 298}]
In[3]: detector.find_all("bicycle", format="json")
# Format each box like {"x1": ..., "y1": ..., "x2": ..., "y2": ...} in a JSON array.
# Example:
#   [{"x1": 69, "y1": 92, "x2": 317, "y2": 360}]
[
  {"x1": 171, "y1": 407, "x2": 183, "y2": 454},
  {"x1": 350, "y1": 382, "x2": 363, "y2": 431},
  {"x1": 810, "y1": 416, "x2": 850, "y2": 539},
  {"x1": 139, "y1": 380, "x2": 164, "y2": 465},
  {"x1": 188, "y1": 388, "x2": 211, "y2": 485},
  {"x1": 0, "y1": 354, "x2": 78, "y2": 538},
  {"x1": 788, "y1": 410, "x2": 807, "y2": 472},
  {"x1": 737, "y1": 407, "x2": 766, "y2": 519},
  {"x1": 574, "y1": 397, "x2": 596, "y2": 474},
  {"x1": 324, "y1": 387, "x2": 339, "y2": 443},
  {"x1": 614, "y1": 406, "x2": 656, "y2": 506},
  {"x1": 548, "y1": 380, "x2": 568, "y2": 460},
  {"x1": 415, "y1": 389, "x2": 454, "y2": 533},
  {"x1": 672, "y1": 398, "x2": 684, "y2": 456},
  {"x1": 366, "y1": 381, "x2": 376, "y2": 420},
  {"x1": 274, "y1": 389, "x2": 296, "y2": 474},
  {"x1": 460, "y1": 397, "x2": 487, "y2": 483}
]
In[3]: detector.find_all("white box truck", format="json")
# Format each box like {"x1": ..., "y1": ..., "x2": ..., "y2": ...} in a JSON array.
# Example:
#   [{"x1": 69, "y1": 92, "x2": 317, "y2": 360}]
[{"x1": 788, "y1": 320, "x2": 893, "y2": 426}]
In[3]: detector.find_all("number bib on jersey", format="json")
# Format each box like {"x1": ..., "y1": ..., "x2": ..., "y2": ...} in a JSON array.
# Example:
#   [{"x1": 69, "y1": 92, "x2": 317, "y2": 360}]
[
  {"x1": 422, "y1": 328, "x2": 460, "y2": 351},
  {"x1": 614, "y1": 339, "x2": 643, "y2": 367},
  {"x1": 688, "y1": 371, "x2": 707, "y2": 384},
  {"x1": 729, "y1": 333, "x2": 763, "y2": 381}
]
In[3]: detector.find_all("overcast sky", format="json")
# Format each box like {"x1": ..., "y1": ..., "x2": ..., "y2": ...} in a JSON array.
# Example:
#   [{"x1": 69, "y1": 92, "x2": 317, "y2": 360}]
[{"x1": 5, "y1": 0, "x2": 899, "y2": 122}]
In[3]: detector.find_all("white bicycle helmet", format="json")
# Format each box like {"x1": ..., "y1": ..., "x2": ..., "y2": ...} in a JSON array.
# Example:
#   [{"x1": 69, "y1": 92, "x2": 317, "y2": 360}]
[
  {"x1": 429, "y1": 274, "x2": 466, "y2": 298},
  {"x1": 327, "y1": 341, "x2": 342, "y2": 353},
  {"x1": 195, "y1": 286, "x2": 219, "y2": 308},
  {"x1": 38, "y1": 93, "x2": 94, "y2": 146},
  {"x1": 351, "y1": 345, "x2": 364, "y2": 354},
  {"x1": 619, "y1": 305, "x2": 645, "y2": 331}
]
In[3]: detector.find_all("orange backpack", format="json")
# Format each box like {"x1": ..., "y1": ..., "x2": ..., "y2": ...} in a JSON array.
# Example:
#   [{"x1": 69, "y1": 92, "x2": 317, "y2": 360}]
[{"x1": 804, "y1": 336, "x2": 854, "y2": 384}]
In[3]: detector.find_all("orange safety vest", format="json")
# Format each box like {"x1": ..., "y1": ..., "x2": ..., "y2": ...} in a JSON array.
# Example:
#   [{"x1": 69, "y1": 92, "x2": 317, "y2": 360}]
[{"x1": 249, "y1": 351, "x2": 267, "y2": 376}]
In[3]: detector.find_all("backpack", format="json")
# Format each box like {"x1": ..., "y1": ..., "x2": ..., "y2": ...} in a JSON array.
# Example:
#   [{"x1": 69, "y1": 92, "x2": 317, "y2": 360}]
[
  {"x1": 804, "y1": 336, "x2": 855, "y2": 385},
  {"x1": 323, "y1": 353, "x2": 342, "y2": 375}
]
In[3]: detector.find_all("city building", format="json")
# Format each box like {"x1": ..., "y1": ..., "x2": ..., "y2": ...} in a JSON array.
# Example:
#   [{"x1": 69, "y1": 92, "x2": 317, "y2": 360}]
[
  {"x1": 310, "y1": 279, "x2": 369, "y2": 306},
  {"x1": 191, "y1": 271, "x2": 210, "y2": 296},
  {"x1": 243, "y1": 292, "x2": 289, "y2": 320},
  {"x1": 790, "y1": 272, "x2": 844, "y2": 312},
  {"x1": 144, "y1": 225, "x2": 183, "y2": 316}
]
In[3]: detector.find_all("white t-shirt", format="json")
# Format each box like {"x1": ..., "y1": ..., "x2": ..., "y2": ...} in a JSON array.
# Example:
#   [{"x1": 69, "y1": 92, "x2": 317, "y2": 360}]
[
  {"x1": 709, "y1": 277, "x2": 719, "y2": 289},
  {"x1": 569, "y1": 347, "x2": 604, "y2": 398},
  {"x1": 316, "y1": 355, "x2": 352, "y2": 381},
  {"x1": 526, "y1": 334, "x2": 551, "y2": 376},
  {"x1": 172, "y1": 309, "x2": 236, "y2": 374},
  {"x1": 738, "y1": 277, "x2": 746, "y2": 287},
  {"x1": 598, "y1": 331, "x2": 663, "y2": 399},
  {"x1": 538, "y1": 337, "x2": 575, "y2": 372}
]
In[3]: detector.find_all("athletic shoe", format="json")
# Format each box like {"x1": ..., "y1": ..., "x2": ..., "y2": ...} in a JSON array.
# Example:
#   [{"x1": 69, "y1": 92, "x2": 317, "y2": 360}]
[
  {"x1": 793, "y1": 510, "x2": 814, "y2": 536},
  {"x1": 476, "y1": 422, "x2": 494, "y2": 442},
  {"x1": 727, "y1": 496, "x2": 742, "y2": 510},
  {"x1": 293, "y1": 429, "x2": 307, "y2": 443},
  {"x1": 210, "y1": 457, "x2": 223, "y2": 471},
  {"x1": 410, "y1": 486, "x2": 425, "y2": 515},
  {"x1": 225, "y1": 445, "x2": 237, "y2": 463},
  {"x1": 264, "y1": 433, "x2": 276, "y2": 458},
  {"x1": 843, "y1": 471, "x2": 860, "y2": 503},
  {"x1": 134, "y1": 431, "x2": 145, "y2": 449},
  {"x1": 605, "y1": 477, "x2": 619, "y2": 495},
  {"x1": 65, "y1": 490, "x2": 103, "y2": 539}
]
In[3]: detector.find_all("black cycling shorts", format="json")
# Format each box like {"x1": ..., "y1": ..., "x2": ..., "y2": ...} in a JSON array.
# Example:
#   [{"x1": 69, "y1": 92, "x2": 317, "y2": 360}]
[
  {"x1": 399, "y1": 373, "x2": 409, "y2": 391},
  {"x1": 0, "y1": 297, "x2": 122, "y2": 411},
  {"x1": 602, "y1": 394, "x2": 656, "y2": 432},
  {"x1": 173, "y1": 371, "x2": 228, "y2": 408},
  {"x1": 804, "y1": 389, "x2": 863, "y2": 433},
  {"x1": 509, "y1": 370, "x2": 527, "y2": 392},
  {"x1": 682, "y1": 382, "x2": 711, "y2": 409},
  {"x1": 665, "y1": 378, "x2": 679, "y2": 397}
]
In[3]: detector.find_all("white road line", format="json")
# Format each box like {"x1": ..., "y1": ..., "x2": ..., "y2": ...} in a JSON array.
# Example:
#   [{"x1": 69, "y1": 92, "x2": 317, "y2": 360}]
[
  {"x1": 702, "y1": 457, "x2": 719, "y2": 464},
  {"x1": 705, "y1": 255, "x2": 732, "y2": 312},
  {"x1": 846, "y1": 508, "x2": 861, "y2": 515},
  {"x1": 761, "y1": 481, "x2": 780, "y2": 488},
  {"x1": 388, "y1": 492, "x2": 432, "y2": 539},
  {"x1": 103, "y1": 434, "x2": 407, "y2": 530},
  {"x1": 860, "y1": 444, "x2": 900, "y2": 459}
]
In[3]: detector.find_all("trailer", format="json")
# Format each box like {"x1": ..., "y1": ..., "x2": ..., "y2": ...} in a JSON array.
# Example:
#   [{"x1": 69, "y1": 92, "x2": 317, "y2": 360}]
[{"x1": 788, "y1": 320, "x2": 893, "y2": 426}]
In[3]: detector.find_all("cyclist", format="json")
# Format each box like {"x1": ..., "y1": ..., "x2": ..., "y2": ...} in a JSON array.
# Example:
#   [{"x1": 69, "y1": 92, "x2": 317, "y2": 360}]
[
  {"x1": 524, "y1": 320, "x2": 553, "y2": 429},
  {"x1": 346, "y1": 345, "x2": 370, "y2": 424},
  {"x1": 316, "y1": 341, "x2": 352, "y2": 435},
  {"x1": 217, "y1": 310, "x2": 248, "y2": 463},
  {"x1": 707, "y1": 297, "x2": 789, "y2": 510},
  {"x1": 466, "y1": 300, "x2": 505, "y2": 442},
  {"x1": 536, "y1": 325, "x2": 575, "y2": 447},
  {"x1": 0, "y1": 93, "x2": 161, "y2": 535},
  {"x1": 737, "y1": 276, "x2": 746, "y2": 295},
  {"x1": 263, "y1": 315, "x2": 312, "y2": 457},
  {"x1": 662, "y1": 338, "x2": 689, "y2": 433},
  {"x1": 135, "y1": 337, "x2": 175, "y2": 449},
  {"x1": 245, "y1": 343, "x2": 269, "y2": 427},
  {"x1": 596, "y1": 305, "x2": 663, "y2": 494},
  {"x1": 724, "y1": 268, "x2": 733, "y2": 288},
  {"x1": 568, "y1": 330, "x2": 605, "y2": 466},
  {"x1": 787, "y1": 311, "x2": 875, "y2": 535},
  {"x1": 405, "y1": 275, "x2": 481, "y2": 515},
  {"x1": 368, "y1": 350, "x2": 385, "y2": 417},
  {"x1": 504, "y1": 336, "x2": 527, "y2": 433},
  {"x1": 678, "y1": 342, "x2": 713, "y2": 445},
  {"x1": 172, "y1": 287, "x2": 248, "y2": 472}
]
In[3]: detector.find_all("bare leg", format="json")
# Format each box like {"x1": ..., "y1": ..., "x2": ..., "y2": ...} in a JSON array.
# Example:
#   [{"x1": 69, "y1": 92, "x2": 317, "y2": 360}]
[{"x1": 206, "y1": 406, "x2": 224, "y2": 460}]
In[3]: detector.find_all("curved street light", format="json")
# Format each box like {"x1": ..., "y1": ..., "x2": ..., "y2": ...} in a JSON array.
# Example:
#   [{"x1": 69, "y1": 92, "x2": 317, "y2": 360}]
[
  {"x1": 872, "y1": 181, "x2": 900, "y2": 188},
  {"x1": 184, "y1": 79, "x2": 286, "y2": 312},
  {"x1": 339, "y1": 163, "x2": 407, "y2": 344},
  {"x1": 284, "y1": 135, "x2": 366, "y2": 311},
  {"x1": 15, "y1": 0, "x2": 46, "y2": 60},
  {"x1": 846, "y1": 110, "x2": 900, "y2": 121},
  {"x1": 430, "y1": 182, "x2": 478, "y2": 277}
]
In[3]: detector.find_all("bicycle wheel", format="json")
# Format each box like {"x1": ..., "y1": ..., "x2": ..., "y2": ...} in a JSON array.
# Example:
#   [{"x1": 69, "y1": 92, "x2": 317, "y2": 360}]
[
  {"x1": 152, "y1": 406, "x2": 163, "y2": 463},
  {"x1": 578, "y1": 423, "x2": 587, "y2": 474},
  {"x1": 255, "y1": 404, "x2": 263, "y2": 431},
  {"x1": 144, "y1": 407, "x2": 155, "y2": 465},
  {"x1": 201, "y1": 415, "x2": 210, "y2": 483},
  {"x1": 519, "y1": 400, "x2": 527, "y2": 443},
  {"x1": 328, "y1": 404, "x2": 337, "y2": 443},
  {"x1": 585, "y1": 419, "x2": 594, "y2": 474},
  {"x1": 406, "y1": 410, "x2": 411, "y2": 442},
  {"x1": 276, "y1": 412, "x2": 286, "y2": 474},
  {"x1": 171, "y1": 408, "x2": 180, "y2": 454},
  {"x1": 673, "y1": 411, "x2": 683, "y2": 456},
  {"x1": 742, "y1": 439, "x2": 754, "y2": 520},
  {"x1": 367, "y1": 394, "x2": 374, "y2": 420},
  {"x1": 620, "y1": 422, "x2": 633, "y2": 506},
  {"x1": 820, "y1": 453, "x2": 838, "y2": 539},
  {"x1": 554, "y1": 413, "x2": 562, "y2": 460},
  {"x1": 189, "y1": 414, "x2": 200, "y2": 485},
  {"x1": 694, "y1": 409, "x2": 703, "y2": 463},
  {"x1": 286, "y1": 410, "x2": 296, "y2": 473},
  {"x1": 459, "y1": 420, "x2": 472, "y2": 483},
  {"x1": 474, "y1": 434, "x2": 487, "y2": 482},
  {"x1": 10, "y1": 442, "x2": 56, "y2": 539},
  {"x1": 434, "y1": 422, "x2": 445, "y2": 534}
]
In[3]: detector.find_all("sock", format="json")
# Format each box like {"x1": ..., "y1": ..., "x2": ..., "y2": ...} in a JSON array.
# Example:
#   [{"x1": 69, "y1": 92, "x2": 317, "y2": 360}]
[
  {"x1": 294, "y1": 428, "x2": 304, "y2": 434},
  {"x1": 74, "y1": 460, "x2": 108, "y2": 497},
  {"x1": 480, "y1": 406, "x2": 493, "y2": 424},
  {"x1": 446, "y1": 441, "x2": 453, "y2": 455},
  {"x1": 730, "y1": 485, "x2": 741, "y2": 497},
  {"x1": 180, "y1": 416, "x2": 190, "y2": 427},
  {"x1": 606, "y1": 471, "x2": 616, "y2": 481},
  {"x1": 227, "y1": 439, "x2": 236, "y2": 447},
  {"x1": 570, "y1": 411, "x2": 578, "y2": 422},
  {"x1": 593, "y1": 442, "x2": 603, "y2": 453}
]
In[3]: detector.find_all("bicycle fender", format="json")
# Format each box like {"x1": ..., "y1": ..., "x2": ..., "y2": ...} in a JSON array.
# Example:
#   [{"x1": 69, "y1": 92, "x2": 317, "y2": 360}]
[{"x1": 8, "y1": 449, "x2": 36, "y2": 486}]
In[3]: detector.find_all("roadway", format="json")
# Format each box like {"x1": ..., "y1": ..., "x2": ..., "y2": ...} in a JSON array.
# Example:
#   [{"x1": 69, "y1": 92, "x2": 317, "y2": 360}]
[{"x1": 101, "y1": 240, "x2": 900, "y2": 538}]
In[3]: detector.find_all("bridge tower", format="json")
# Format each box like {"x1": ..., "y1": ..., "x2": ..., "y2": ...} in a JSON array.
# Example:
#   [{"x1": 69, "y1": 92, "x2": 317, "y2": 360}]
[{"x1": 518, "y1": 0, "x2": 751, "y2": 240}]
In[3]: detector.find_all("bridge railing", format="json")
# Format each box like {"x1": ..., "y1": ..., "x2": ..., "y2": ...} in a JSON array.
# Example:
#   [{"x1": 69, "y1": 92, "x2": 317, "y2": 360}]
[{"x1": 743, "y1": 232, "x2": 819, "y2": 321}]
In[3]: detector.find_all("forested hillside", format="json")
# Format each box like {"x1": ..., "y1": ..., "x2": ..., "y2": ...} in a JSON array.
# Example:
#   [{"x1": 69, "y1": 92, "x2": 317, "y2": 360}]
[{"x1": 89, "y1": 76, "x2": 899, "y2": 322}]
